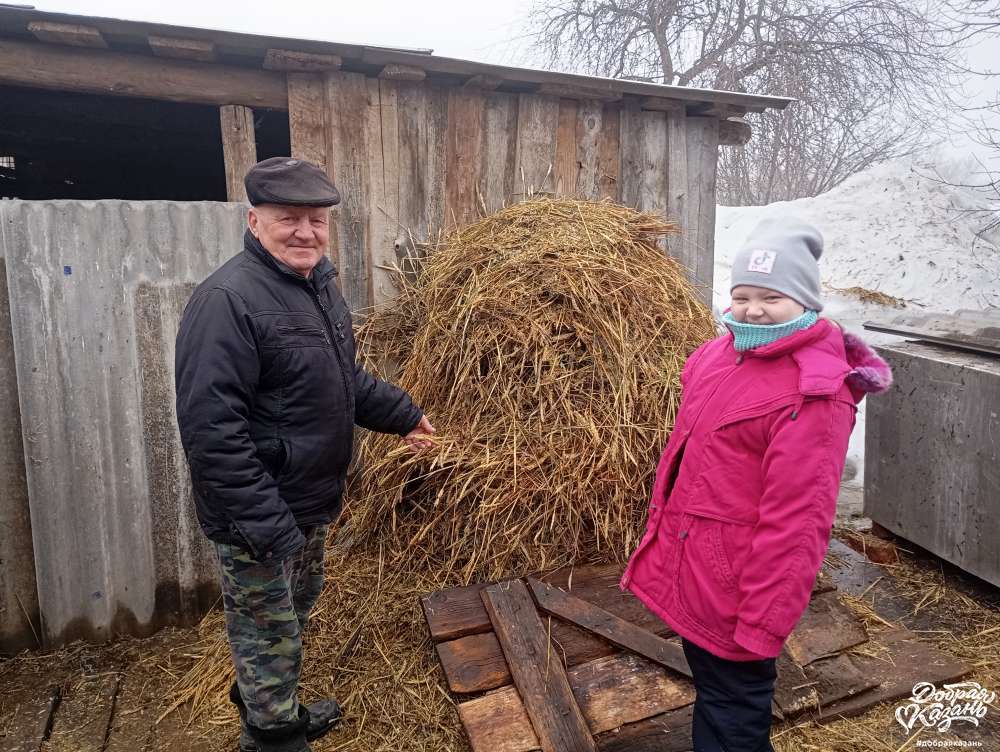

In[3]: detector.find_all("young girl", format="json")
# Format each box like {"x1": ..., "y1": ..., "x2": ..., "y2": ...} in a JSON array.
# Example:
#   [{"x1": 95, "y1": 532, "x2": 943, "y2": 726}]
[{"x1": 621, "y1": 217, "x2": 892, "y2": 751}]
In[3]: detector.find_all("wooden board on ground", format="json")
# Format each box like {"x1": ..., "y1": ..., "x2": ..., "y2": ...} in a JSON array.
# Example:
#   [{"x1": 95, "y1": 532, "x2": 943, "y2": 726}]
[
  {"x1": 422, "y1": 564, "x2": 662, "y2": 642},
  {"x1": 458, "y1": 650, "x2": 694, "y2": 752},
  {"x1": 437, "y1": 607, "x2": 674, "y2": 694},
  {"x1": 46, "y1": 673, "x2": 119, "y2": 752},
  {"x1": 784, "y1": 590, "x2": 868, "y2": 666},
  {"x1": 481, "y1": 580, "x2": 597, "y2": 752},
  {"x1": 432, "y1": 564, "x2": 834, "y2": 693},
  {"x1": 528, "y1": 578, "x2": 690, "y2": 678},
  {"x1": 817, "y1": 628, "x2": 971, "y2": 721},
  {"x1": 774, "y1": 651, "x2": 880, "y2": 717},
  {"x1": 1, "y1": 685, "x2": 59, "y2": 752},
  {"x1": 595, "y1": 705, "x2": 694, "y2": 752}
]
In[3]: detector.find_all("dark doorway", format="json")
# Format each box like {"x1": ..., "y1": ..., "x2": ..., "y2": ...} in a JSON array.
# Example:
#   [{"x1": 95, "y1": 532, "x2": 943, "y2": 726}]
[{"x1": 0, "y1": 85, "x2": 290, "y2": 200}]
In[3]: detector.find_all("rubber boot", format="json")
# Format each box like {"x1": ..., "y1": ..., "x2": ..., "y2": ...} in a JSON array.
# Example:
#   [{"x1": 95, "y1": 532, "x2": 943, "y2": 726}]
[{"x1": 231, "y1": 683, "x2": 342, "y2": 751}]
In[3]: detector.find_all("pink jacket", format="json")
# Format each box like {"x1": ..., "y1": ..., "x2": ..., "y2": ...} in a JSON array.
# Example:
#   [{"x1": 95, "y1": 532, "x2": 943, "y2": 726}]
[{"x1": 620, "y1": 319, "x2": 892, "y2": 660}]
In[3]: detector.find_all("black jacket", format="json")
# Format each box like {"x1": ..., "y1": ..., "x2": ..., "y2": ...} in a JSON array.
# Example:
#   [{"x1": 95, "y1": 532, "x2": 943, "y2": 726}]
[{"x1": 175, "y1": 230, "x2": 422, "y2": 561}]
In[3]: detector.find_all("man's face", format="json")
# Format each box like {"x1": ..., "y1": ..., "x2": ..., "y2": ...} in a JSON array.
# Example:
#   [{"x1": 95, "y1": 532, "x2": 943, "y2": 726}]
[
  {"x1": 730, "y1": 285, "x2": 806, "y2": 324},
  {"x1": 248, "y1": 204, "x2": 330, "y2": 277}
]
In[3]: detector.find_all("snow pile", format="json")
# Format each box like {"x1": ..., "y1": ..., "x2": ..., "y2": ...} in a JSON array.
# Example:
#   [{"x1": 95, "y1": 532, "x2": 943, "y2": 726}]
[{"x1": 712, "y1": 156, "x2": 1000, "y2": 489}]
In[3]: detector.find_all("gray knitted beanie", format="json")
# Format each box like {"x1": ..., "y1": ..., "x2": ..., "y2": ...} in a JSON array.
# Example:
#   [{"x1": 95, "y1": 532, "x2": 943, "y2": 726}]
[{"x1": 729, "y1": 217, "x2": 824, "y2": 311}]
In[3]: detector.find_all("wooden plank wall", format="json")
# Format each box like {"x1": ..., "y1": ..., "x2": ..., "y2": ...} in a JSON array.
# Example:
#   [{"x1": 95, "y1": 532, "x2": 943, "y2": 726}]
[{"x1": 288, "y1": 72, "x2": 718, "y2": 311}]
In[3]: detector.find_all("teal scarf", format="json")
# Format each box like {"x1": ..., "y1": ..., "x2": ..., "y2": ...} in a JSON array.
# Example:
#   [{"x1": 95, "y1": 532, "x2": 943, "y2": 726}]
[{"x1": 722, "y1": 310, "x2": 819, "y2": 352}]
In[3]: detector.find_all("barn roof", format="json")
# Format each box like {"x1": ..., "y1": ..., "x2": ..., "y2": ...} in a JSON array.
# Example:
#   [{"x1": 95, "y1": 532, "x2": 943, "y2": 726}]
[{"x1": 0, "y1": 5, "x2": 792, "y2": 114}]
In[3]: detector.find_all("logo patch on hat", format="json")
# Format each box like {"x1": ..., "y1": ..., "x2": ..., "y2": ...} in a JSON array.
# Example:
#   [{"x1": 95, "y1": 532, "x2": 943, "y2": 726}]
[{"x1": 747, "y1": 249, "x2": 777, "y2": 274}]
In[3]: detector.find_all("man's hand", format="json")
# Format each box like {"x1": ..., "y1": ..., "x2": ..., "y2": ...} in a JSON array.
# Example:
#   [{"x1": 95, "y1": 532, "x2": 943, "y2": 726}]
[{"x1": 403, "y1": 415, "x2": 436, "y2": 453}]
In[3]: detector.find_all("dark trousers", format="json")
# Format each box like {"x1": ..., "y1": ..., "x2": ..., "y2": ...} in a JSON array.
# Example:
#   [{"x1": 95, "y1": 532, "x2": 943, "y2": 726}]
[{"x1": 681, "y1": 638, "x2": 778, "y2": 752}]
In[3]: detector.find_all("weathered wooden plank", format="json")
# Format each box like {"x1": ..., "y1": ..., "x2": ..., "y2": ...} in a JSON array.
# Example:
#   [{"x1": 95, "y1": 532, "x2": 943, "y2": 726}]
[
  {"x1": 422, "y1": 564, "x2": 655, "y2": 642},
  {"x1": 3, "y1": 686, "x2": 59, "y2": 752},
  {"x1": 396, "y1": 82, "x2": 449, "y2": 263},
  {"x1": 571, "y1": 653, "x2": 695, "y2": 733},
  {"x1": 423, "y1": 581, "x2": 493, "y2": 642},
  {"x1": 481, "y1": 580, "x2": 597, "y2": 752},
  {"x1": 554, "y1": 98, "x2": 579, "y2": 196},
  {"x1": 595, "y1": 705, "x2": 693, "y2": 752},
  {"x1": 445, "y1": 88, "x2": 485, "y2": 228},
  {"x1": 639, "y1": 98, "x2": 684, "y2": 113},
  {"x1": 379, "y1": 63, "x2": 426, "y2": 81},
  {"x1": 774, "y1": 651, "x2": 879, "y2": 717},
  {"x1": 436, "y1": 611, "x2": 674, "y2": 694},
  {"x1": 665, "y1": 109, "x2": 689, "y2": 267},
  {"x1": 457, "y1": 687, "x2": 541, "y2": 752},
  {"x1": 528, "y1": 578, "x2": 690, "y2": 679},
  {"x1": 220, "y1": 105, "x2": 257, "y2": 202},
  {"x1": 464, "y1": 74, "x2": 504, "y2": 91},
  {"x1": 0, "y1": 40, "x2": 288, "y2": 109},
  {"x1": 684, "y1": 116, "x2": 719, "y2": 303},
  {"x1": 148, "y1": 36, "x2": 215, "y2": 62},
  {"x1": 46, "y1": 674, "x2": 119, "y2": 752},
  {"x1": 817, "y1": 628, "x2": 971, "y2": 721},
  {"x1": 514, "y1": 93, "x2": 560, "y2": 197},
  {"x1": 574, "y1": 100, "x2": 604, "y2": 200},
  {"x1": 28, "y1": 21, "x2": 107, "y2": 49},
  {"x1": 619, "y1": 105, "x2": 668, "y2": 219},
  {"x1": 457, "y1": 650, "x2": 694, "y2": 751},
  {"x1": 286, "y1": 73, "x2": 334, "y2": 265},
  {"x1": 784, "y1": 590, "x2": 868, "y2": 667},
  {"x1": 264, "y1": 49, "x2": 342, "y2": 72},
  {"x1": 481, "y1": 91, "x2": 518, "y2": 213},
  {"x1": 287, "y1": 74, "x2": 328, "y2": 169},
  {"x1": 597, "y1": 103, "x2": 621, "y2": 201},
  {"x1": 537, "y1": 83, "x2": 622, "y2": 102},
  {"x1": 326, "y1": 71, "x2": 374, "y2": 311},
  {"x1": 367, "y1": 79, "x2": 401, "y2": 307}
]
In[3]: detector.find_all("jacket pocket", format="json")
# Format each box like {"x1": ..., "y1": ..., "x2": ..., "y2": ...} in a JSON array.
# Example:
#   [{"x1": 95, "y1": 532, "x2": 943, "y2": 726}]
[
  {"x1": 229, "y1": 520, "x2": 261, "y2": 560},
  {"x1": 276, "y1": 323, "x2": 330, "y2": 346},
  {"x1": 675, "y1": 512, "x2": 752, "y2": 639},
  {"x1": 256, "y1": 438, "x2": 287, "y2": 479}
]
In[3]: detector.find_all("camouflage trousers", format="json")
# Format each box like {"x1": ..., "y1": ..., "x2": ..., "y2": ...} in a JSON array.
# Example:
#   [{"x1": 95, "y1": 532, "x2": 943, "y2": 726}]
[{"x1": 215, "y1": 524, "x2": 328, "y2": 730}]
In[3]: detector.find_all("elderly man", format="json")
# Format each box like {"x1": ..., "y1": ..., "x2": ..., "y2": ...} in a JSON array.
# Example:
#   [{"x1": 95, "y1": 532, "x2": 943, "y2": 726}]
[{"x1": 175, "y1": 157, "x2": 433, "y2": 752}]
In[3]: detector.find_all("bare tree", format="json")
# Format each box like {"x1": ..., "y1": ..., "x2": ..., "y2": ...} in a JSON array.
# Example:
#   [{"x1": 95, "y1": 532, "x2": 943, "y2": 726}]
[
  {"x1": 527, "y1": 0, "x2": 973, "y2": 204},
  {"x1": 940, "y1": 0, "x2": 1000, "y2": 237}
]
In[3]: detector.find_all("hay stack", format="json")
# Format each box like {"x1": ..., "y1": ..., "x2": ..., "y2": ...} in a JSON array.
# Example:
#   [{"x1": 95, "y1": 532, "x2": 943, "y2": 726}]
[{"x1": 350, "y1": 198, "x2": 715, "y2": 582}]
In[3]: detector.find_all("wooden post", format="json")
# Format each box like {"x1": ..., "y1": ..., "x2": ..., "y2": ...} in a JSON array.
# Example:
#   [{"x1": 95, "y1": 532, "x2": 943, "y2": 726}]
[{"x1": 219, "y1": 105, "x2": 257, "y2": 202}]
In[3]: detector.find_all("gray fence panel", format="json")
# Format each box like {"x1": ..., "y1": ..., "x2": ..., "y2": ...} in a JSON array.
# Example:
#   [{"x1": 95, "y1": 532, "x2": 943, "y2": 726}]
[
  {"x1": 0, "y1": 200, "x2": 248, "y2": 646},
  {"x1": 0, "y1": 233, "x2": 39, "y2": 653},
  {"x1": 865, "y1": 341, "x2": 1000, "y2": 587}
]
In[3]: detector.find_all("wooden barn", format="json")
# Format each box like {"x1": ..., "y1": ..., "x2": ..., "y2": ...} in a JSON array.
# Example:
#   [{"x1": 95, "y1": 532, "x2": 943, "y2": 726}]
[{"x1": 0, "y1": 6, "x2": 790, "y2": 653}]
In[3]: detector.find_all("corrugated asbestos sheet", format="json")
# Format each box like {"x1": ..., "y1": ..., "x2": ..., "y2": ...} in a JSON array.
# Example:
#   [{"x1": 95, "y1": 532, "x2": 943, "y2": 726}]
[
  {"x1": 1, "y1": 200, "x2": 246, "y2": 646},
  {"x1": 0, "y1": 233, "x2": 38, "y2": 652}
]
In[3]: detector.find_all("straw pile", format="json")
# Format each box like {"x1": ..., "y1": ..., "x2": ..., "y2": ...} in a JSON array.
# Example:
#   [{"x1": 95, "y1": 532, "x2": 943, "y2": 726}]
[{"x1": 349, "y1": 197, "x2": 715, "y2": 582}]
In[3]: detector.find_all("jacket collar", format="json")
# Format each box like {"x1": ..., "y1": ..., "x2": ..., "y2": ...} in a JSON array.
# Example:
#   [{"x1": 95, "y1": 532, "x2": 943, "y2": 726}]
[
  {"x1": 726, "y1": 318, "x2": 851, "y2": 396},
  {"x1": 242, "y1": 228, "x2": 338, "y2": 288}
]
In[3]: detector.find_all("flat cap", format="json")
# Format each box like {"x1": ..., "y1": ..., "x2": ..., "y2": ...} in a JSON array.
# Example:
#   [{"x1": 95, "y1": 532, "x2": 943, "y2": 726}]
[{"x1": 244, "y1": 157, "x2": 341, "y2": 207}]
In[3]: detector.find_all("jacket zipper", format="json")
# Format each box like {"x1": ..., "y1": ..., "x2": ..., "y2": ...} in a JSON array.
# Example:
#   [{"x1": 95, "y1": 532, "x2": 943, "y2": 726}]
[
  {"x1": 622, "y1": 354, "x2": 744, "y2": 590},
  {"x1": 305, "y1": 285, "x2": 352, "y2": 409}
]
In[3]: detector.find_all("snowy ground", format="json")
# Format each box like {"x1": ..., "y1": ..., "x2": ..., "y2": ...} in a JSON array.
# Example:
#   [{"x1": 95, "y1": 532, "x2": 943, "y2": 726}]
[{"x1": 712, "y1": 156, "x2": 1000, "y2": 494}]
